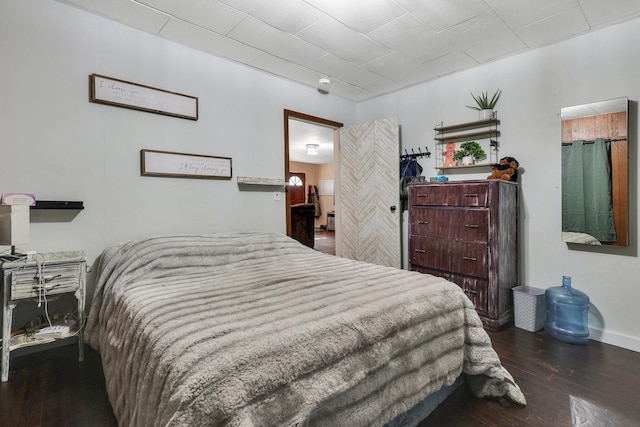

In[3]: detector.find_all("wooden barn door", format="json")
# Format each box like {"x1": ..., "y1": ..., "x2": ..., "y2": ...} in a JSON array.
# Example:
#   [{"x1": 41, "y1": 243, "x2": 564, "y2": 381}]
[{"x1": 338, "y1": 117, "x2": 400, "y2": 268}]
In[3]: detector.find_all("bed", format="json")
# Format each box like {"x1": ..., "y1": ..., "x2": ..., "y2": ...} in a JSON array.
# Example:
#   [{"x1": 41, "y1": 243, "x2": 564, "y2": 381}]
[{"x1": 84, "y1": 232, "x2": 525, "y2": 426}]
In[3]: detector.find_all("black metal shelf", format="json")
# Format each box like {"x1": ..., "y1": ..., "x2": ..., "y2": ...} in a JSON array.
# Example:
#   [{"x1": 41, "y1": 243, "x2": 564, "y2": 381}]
[{"x1": 31, "y1": 201, "x2": 84, "y2": 210}]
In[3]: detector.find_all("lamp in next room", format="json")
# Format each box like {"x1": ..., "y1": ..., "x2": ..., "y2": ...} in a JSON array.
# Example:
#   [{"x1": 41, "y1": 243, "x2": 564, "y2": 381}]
[
  {"x1": 306, "y1": 144, "x2": 319, "y2": 155},
  {"x1": 0, "y1": 205, "x2": 30, "y2": 260}
]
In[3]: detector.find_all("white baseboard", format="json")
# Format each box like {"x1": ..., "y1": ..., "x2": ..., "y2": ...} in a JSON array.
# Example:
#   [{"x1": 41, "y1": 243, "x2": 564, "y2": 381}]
[{"x1": 589, "y1": 327, "x2": 640, "y2": 353}]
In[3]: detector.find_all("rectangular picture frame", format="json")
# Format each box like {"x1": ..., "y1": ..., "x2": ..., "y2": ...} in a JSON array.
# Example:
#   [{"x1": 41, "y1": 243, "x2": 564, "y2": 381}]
[
  {"x1": 90, "y1": 74, "x2": 198, "y2": 120},
  {"x1": 141, "y1": 149, "x2": 232, "y2": 180}
]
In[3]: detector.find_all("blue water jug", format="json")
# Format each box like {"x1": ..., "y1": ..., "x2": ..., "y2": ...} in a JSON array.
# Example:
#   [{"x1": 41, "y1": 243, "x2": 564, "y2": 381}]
[{"x1": 544, "y1": 276, "x2": 590, "y2": 345}]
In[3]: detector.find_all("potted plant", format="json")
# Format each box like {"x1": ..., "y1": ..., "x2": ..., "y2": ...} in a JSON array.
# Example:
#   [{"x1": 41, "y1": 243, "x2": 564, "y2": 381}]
[
  {"x1": 466, "y1": 89, "x2": 501, "y2": 120},
  {"x1": 453, "y1": 141, "x2": 486, "y2": 165}
]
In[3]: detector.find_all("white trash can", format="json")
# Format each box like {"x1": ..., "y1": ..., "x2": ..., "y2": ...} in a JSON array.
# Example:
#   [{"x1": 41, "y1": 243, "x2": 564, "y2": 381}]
[{"x1": 512, "y1": 286, "x2": 546, "y2": 332}]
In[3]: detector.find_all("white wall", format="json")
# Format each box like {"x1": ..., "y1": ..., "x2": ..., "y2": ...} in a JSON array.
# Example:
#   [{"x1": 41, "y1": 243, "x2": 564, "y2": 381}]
[
  {"x1": 357, "y1": 19, "x2": 640, "y2": 351},
  {"x1": 0, "y1": 0, "x2": 356, "y2": 297}
]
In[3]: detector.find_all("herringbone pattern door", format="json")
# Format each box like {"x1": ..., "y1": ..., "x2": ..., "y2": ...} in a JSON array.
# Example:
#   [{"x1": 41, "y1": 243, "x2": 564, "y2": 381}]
[{"x1": 338, "y1": 117, "x2": 400, "y2": 268}]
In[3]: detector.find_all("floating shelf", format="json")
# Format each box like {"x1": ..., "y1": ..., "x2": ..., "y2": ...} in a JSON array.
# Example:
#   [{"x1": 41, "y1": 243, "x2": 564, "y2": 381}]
[
  {"x1": 31, "y1": 201, "x2": 84, "y2": 210},
  {"x1": 434, "y1": 119, "x2": 500, "y2": 134},
  {"x1": 237, "y1": 176, "x2": 286, "y2": 186}
]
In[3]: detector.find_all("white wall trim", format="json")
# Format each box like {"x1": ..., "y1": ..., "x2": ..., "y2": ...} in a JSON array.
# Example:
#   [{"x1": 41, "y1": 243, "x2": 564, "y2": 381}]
[{"x1": 589, "y1": 327, "x2": 640, "y2": 353}]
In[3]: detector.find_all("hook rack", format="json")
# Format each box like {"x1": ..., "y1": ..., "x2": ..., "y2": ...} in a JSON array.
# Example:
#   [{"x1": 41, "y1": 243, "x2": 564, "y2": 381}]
[{"x1": 401, "y1": 146, "x2": 431, "y2": 159}]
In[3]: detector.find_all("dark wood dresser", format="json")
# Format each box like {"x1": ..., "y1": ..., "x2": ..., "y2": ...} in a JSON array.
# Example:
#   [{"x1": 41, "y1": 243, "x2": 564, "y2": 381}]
[{"x1": 408, "y1": 180, "x2": 518, "y2": 329}]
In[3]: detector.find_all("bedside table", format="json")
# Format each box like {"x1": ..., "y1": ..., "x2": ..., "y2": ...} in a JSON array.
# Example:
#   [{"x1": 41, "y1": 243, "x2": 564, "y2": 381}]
[{"x1": 1, "y1": 251, "x2": 86, "y2": 381}]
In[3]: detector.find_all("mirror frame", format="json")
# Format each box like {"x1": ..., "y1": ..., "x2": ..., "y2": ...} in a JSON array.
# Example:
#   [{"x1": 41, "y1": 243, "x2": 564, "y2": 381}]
[{"x1": 561, "y1": 97, "x2": 628, "y2": 246}]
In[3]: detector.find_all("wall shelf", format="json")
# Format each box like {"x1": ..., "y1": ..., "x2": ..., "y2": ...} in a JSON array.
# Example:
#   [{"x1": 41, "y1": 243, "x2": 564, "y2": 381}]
[
  {"x1": 434, "y1": 118, "x2": 500, "y2": 170},
  {"x1": 237, "y1": 176, "x2": 285, "y2": 186},
  {"x1": 31, "y1": 201, "x2": 84, "y2": 210}
]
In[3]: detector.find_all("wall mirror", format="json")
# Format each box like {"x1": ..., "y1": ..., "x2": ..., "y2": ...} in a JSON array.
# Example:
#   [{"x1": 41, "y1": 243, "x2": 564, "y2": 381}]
[{"x1": 561, "y1": 97, "x2": 628, "y2": 246}]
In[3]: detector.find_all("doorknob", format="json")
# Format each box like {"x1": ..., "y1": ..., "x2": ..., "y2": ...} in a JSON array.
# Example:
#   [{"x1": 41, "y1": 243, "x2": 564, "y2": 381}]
[{"x1": 390, "y1": 205, "x2": 396, "y2": 212}]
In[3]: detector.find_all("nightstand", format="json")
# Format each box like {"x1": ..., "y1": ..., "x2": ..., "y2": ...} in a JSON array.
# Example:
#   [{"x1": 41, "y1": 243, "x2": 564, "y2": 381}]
[{"x1": 1, "y1": 251, "x2": 86, "y2": 381}]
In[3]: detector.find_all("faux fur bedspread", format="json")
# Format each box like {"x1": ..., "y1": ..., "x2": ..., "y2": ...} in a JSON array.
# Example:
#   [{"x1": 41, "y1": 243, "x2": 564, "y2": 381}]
[{"x1": 84, "y1": 232, "x2": 525, "y2": 427}]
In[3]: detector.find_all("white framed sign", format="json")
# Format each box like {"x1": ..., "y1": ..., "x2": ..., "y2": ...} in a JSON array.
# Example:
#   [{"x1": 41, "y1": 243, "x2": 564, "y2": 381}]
[
  {"x1": 141, "y1": 149, "x2": 232, "y2": 179},
  {"x1": 90, "y1": 74, "x2": 198, "y2": 120}
]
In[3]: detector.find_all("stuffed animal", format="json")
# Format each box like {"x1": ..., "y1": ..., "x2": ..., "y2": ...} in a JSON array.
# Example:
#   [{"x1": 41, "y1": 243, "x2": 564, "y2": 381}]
[
  {"x1": 487, "y1": 156, "x2": 519, "y2": 182},
  {"x1": 442, "y1": 142, "x2": 457, "y2": 167}
]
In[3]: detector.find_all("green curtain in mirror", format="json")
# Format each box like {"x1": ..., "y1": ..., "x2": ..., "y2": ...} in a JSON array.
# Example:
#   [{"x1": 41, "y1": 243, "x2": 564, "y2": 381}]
[{"x1": 562, "y1": 138, "x2": 617, "y2": 242}]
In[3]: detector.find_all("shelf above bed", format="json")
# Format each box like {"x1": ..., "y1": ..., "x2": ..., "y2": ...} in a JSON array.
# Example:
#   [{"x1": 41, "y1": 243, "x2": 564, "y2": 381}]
[{"x1": 237, "y1": 176, "x2": 286, "y2": 188}]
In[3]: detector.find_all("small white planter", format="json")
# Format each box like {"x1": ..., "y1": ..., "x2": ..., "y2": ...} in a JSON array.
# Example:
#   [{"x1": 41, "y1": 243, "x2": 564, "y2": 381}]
[
  {"x1": 461, "y1": 155, "x2": 474, "y2": 166},
  {"x1": 478, "y1": 109, "x2": 494, "y2": 120}
]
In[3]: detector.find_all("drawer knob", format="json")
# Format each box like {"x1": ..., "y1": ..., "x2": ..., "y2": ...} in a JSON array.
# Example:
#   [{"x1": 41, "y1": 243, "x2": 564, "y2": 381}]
[
  {"x1": 418, "y1": 220, "x2": 429, "y2": 225},
  {"x1": 464, "y1": 224, "x2": 479, "y2": 228},
  {"x1": 464, "y1": 193, "x2": 479, "y2": 198},
  {"x1": 462, "y1": 256, "x2": 477, "y2": 262},
  {"x1": 414, "y1": 249, "x2": 426, "y2": 254},
  {"x1": 417, "y1": 194, "x2": 428, "y2": 198},
  {"x1": 464, "y1": 289, "x2": 479, "y2": 295}
]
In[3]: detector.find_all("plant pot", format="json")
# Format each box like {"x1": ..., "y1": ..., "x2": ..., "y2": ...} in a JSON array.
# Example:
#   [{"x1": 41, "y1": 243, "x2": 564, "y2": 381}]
[
  {"x1": 478, "y1": 109, "x2": 494, "y2": 121},
  {"x1": 461, "y1": 155, "x2": 474, "y2": 166}
]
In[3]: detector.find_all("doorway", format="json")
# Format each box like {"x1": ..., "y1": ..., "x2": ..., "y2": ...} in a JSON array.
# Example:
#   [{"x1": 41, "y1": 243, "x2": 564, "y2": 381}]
[{"x1": 284, "y1": 110, "x2": 343, "y2": 253}]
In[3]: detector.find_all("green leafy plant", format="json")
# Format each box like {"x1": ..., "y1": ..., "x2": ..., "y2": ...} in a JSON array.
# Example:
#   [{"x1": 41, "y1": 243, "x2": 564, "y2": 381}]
[
  {"x1": 453, "y1": 141, "x2": 486, "y2": 162},
  {"x1": 466, "y1": 89, "x2": 501, "y2": 111}
]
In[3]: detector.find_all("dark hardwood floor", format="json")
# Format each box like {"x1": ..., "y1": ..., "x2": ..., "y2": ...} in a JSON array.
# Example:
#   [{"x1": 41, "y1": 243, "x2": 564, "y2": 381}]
[
  {"x1": 313, "y1": 228, "x2": 335, "y2": 255},
  {"x1": 1, "y1": 327, "x2": 638, "y2": 427}
]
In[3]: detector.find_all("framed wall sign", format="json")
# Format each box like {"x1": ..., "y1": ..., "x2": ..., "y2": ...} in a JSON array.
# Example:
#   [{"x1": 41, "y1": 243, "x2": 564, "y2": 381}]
[
  {"x1": 90, "y1": 74, "x2": 198, "y2": 120},
  {"x1": 141, "y1": 149, "x2": 232, "y2": 179}
]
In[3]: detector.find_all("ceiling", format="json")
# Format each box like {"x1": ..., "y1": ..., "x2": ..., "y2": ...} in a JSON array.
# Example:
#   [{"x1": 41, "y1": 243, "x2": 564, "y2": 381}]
[{"x1": 57, "y1": 0, "x2": 640, "y2": 102}]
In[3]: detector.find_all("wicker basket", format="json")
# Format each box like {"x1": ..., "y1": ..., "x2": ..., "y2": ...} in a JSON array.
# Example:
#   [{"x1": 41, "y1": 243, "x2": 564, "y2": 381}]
[{"x1": 512, "y1": 286, "x2": 546, "y2": 332}]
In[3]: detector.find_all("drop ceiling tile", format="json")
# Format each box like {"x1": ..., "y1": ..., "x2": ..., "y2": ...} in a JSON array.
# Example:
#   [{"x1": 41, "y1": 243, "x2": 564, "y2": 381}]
[
  {"x1": 394, "y1": 0, "x2": 489, "y2": 32},
  {"x1": 357, "y1": 77, "x2": 404, "y2": 95},
  {"x1": 57, "y1": 0, "x2": 170, "y2": 33},
  {"x1": 424, "y1": 50, "x2": 478, "y2": 76},
  {"x1": 249, "y1": 53, "x2": 372, "y2": 101},
  {"x1": 364, "y1": 52, "x2": 437, "y2": 85},
  {"x1": 303, "y1": 0, "x2": 407, "y2": 33},
  {"x1": 249, "y1": 53, "x2": 326, "y2": 87},
  {"x1": 297, "y1": 16, "x2": 391, "y2": 65},
  {"x1": 368, "y1": 14, "x2": 456, "y2": 63},
  {"x1": 218, "y1": 0, "x2": 325, "y2": 33},
  {"x1": 137, "y1": 0, "x2": 246, "y2": 34},
  {"x1": 228, "y1": 16, "x2": 327, "y2": 65},
  {"x1": 579, "y1": 0, "x2": 640, "y2": 27},
  {"x1": 438, "y1": 11, "x2": 527, "y2": 63},
  {"x1": 516, "y1": 7, "x2": 589, "y2": 48},
  {"x1": 484, "y1": 0, "x2": 578, "y2": 29},
  {"x1": 306, "y1": 54, "x2": 381, "y2": 87},
  {"x1": 325, "y1": 79, "x2": 377, "y2": 102},
  {"x1": 160, "y1": 18, "x2": 263, "y2": 64}
]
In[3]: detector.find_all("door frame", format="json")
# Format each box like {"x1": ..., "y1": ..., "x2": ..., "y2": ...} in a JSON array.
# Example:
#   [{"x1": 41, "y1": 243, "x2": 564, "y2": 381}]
[{"x1": 284, "y1": 109, "x2": 343, "y2": 237}]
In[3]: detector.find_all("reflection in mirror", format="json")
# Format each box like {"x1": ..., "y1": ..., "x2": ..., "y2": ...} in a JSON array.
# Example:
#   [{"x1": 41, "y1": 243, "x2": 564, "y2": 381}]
[{"x1": 561, "y1": 97, "x2": 628, "y2": 246}]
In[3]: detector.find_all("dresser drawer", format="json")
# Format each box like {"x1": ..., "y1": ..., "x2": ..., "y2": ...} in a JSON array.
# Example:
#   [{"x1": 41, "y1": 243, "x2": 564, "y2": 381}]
[
  {"x1": 410, "y1": 183, "x2": 490, "y2": 207},
  {"x1": 411, "y1": 207, "x2": 488, "y2": 242},
  {"x1": 409, "y1": 237, "x2": 447, "y2": 271},
  {"x1": 446, "y1": 241, "x2": 488, "y2": 278},
  {"x1": 408, "y1": 268, "x2": 489, "y2": 315},
  {"x1": 449, "y1": 274, "x2": 489, "y2": 315},
  {"x1": 410, "y1": 237, "x2": 488, "y2": 278},
  {"x1": 10, "y1": 263, "x2": 82, "y2": 300}
]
